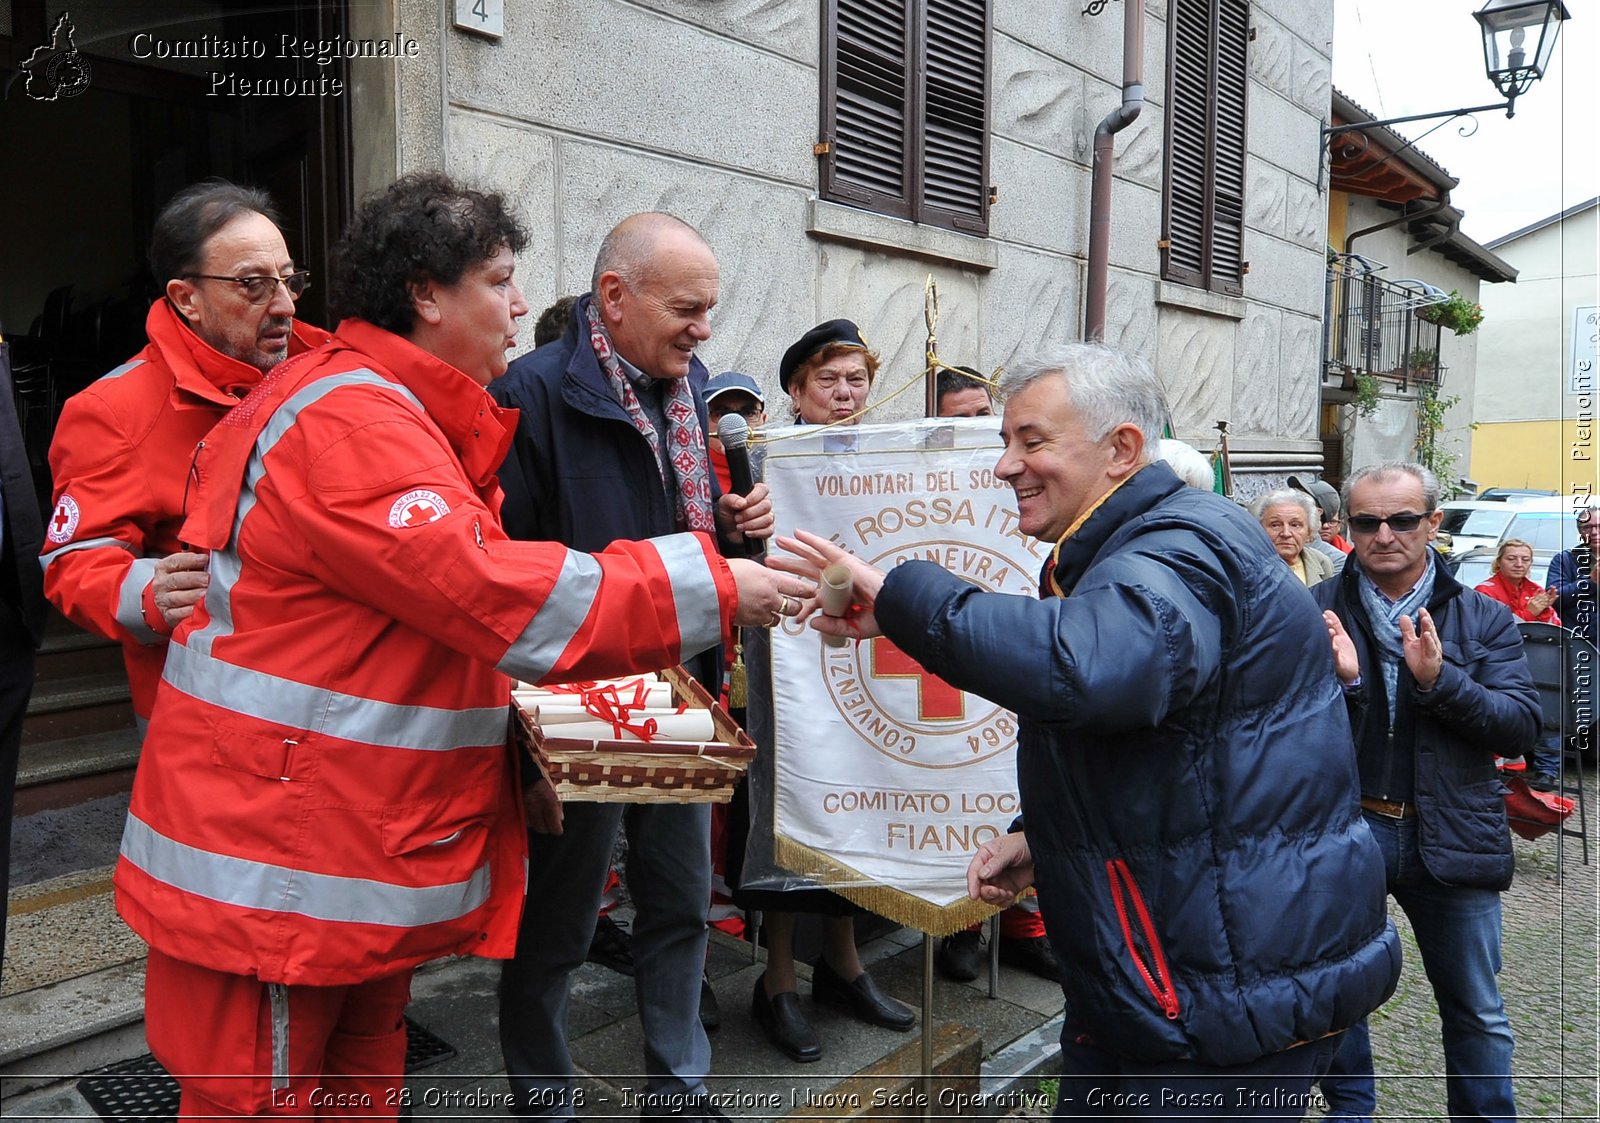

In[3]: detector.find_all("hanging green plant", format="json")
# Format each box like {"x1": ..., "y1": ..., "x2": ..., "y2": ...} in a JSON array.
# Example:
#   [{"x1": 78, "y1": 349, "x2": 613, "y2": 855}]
[
  {"x1": 1417, "y1": 290, "x2": 1484, "y2": 336},
  {"x1": 1414, "y1": 384, "x2": 1469, "y2": 483},
  {"x1": 1353, "y1": 373, "x2": 1382, "y2": 419}
]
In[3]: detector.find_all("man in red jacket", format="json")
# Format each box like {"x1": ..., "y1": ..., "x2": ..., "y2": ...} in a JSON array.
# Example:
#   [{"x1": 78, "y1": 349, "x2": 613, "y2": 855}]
[{"x1": 42, "y1": 181, "x2": 329, "y2": 731}]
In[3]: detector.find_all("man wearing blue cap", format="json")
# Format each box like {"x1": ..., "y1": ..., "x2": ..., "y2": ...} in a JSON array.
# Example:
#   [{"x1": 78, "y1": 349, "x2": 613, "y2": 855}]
[{"x1": 704, "y1": 372, "x2": 767, "y2": 492}]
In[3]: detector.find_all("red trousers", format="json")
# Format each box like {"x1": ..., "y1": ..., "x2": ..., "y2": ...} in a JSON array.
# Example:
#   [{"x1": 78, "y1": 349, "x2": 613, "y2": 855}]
[{"x1": 144, "y1": 949, "x2": 412, "y2": 1120}]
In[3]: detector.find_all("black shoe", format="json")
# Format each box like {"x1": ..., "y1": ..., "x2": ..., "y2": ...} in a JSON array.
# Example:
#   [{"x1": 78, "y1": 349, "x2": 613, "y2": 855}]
[
  {"x1": 1529, "y1": 772, "x2": 1560, "y2": 792},
  {"x1": 751, "y1": 974, "x2": 821, "y2": 1062},
  {"x1": 811, "y1": 959, "x2": 915, "y2": 1031},
  {"x1": 998, "y1": 933, "x2": 1063, "y2": 984},
  {"x1": 936, "y1": 930, "x2": 983, "y2": 982},
  {"x1": 587, "y1": 914, "x2": 635, "y2": 975},
  {"x1": 699, "y1": 973, "x2": 720, "y2": 1031}
]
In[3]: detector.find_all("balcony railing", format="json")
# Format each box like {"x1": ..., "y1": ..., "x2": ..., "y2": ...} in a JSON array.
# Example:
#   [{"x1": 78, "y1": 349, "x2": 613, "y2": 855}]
[{"x1": 1324, "y1": 254, "x2": 1444, "y2": 390}]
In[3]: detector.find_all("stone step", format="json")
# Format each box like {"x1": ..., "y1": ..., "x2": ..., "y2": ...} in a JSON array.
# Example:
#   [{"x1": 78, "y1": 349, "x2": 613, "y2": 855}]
[
  {"x1": 34, "y1": 626, "x2": 125, "y2": 683},
  {"x1": 21, "y1": 672, "x2": 133, "y2": 745},
  {"x1": 16, "y1": 727, "x2": 141, "y2": 790}
]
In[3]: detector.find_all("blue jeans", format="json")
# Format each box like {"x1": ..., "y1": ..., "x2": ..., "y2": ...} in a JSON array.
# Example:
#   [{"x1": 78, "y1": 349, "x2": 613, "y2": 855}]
[
  {"x1": 499, "y1": 801, "x2": 713, "y2": 1119},
  {"x1": 1322, "y1": 812, "x2": 1515, "y2": 1123},
  {"x1": 1056, "y1": 1028, "x2": 1340, "y2": 1121}
]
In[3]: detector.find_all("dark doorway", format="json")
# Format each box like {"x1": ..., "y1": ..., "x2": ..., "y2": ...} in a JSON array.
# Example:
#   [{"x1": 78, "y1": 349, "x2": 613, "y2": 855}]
[{"x1": 1, "y1": 0, "x2": 352, "y2": 484}]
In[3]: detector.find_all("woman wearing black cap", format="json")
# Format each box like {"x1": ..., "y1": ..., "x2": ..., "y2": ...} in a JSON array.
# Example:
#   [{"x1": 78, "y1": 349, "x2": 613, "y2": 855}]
[{"x1": 732, "y1": 319, "x2": 913, "y2": 1063}]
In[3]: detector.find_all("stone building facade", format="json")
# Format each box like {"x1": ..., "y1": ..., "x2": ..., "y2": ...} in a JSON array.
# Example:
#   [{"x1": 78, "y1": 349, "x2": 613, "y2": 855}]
[{"x1": 348, "y1": 0, "x2": 1335, "y2": 485}]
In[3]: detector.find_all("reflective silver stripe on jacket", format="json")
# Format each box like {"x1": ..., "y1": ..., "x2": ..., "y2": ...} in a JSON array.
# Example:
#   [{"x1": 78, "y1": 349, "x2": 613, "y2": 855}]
[
  {"x1": 97, "y1": 358, "x2": 146, "y2": 382},
  {"x1": 162, "y1": 641, "x2": 509, "y2": 752},
  {"x1": 188, "y1": 369, "x2": 425, "y2": 658},
  {"x1": 650, "y1": 532, "x2": 725, "y2": 661},
  {"x1": 114, "y1": 556, "x2": 162, "y2": 644},
  {"x1": 121, "y1": 813, "x2": 493, "y2": 926},
  {"x1": 39, "y1": 536, "x2": 134, "y2": 571},
  {"x1": 495, "y1": 549, "x2": 602, "y2": 684}
]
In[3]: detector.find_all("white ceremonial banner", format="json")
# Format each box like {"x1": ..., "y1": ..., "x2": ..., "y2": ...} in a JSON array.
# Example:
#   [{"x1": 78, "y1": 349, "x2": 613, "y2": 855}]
[{"x1": 763, "y1": 417, "x2": 1047, "y2": 933}]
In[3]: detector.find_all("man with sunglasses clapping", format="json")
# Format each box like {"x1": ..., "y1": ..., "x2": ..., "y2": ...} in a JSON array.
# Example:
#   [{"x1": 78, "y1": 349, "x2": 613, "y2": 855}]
[
  {"x1": 42, "y1": 181, "x2": 329, "y2": 734},
  {"x1": 1315, "y1": 461, "x2": 1540, "y2": 1123}
]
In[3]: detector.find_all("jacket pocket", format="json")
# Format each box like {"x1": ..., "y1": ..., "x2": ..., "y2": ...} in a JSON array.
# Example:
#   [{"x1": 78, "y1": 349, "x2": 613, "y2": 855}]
[
  {"x1": 208, "y1": 717, "x2": 309, "y2": 781},
  {"x1": 1106, "y1": 858, "x2": 1181, "y2": 1020},
  {"x1": 381, "y1": 799, "x2": 492, "y2": 862}
]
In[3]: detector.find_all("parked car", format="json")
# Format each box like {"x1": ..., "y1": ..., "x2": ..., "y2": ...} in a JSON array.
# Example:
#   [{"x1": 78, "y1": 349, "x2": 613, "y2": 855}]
[
  {"x1": 1438, "y1": 501, "x2": 1520, "y2": 556},
  {"x1": 1500, "y1": 500, "x2": 1584, "y2": 557},
  {"x1": 1478, "y1": 486, "x2": 1558, "y2": 502}
]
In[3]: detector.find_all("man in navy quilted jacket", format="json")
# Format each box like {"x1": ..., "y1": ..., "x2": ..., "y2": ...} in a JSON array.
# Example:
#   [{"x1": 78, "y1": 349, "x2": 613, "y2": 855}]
[
  {"x1": 1317, "y1": 462, "x2": 1538, "y2": 1123},
  {"x1": 780, "y1": 343, "x2": 1401, "y2": 1119}
]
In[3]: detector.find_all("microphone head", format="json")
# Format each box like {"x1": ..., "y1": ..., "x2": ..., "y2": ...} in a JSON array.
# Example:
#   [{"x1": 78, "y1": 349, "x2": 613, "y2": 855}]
[{"x1": 717, "y1": 413, "x2": 750, "y2": 451}]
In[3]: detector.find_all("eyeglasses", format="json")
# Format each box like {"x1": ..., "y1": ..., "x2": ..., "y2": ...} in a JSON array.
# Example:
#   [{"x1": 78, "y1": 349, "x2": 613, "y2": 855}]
[
  {"x1": 1347, "y1": 512, "x2": 1431, "y2": 535},
  {"x1": 710, "y1": 403, "x2": 764, "y2": 421},
  {"x1": 185, "y1": 270, "x2": 311, "y2": 305}
]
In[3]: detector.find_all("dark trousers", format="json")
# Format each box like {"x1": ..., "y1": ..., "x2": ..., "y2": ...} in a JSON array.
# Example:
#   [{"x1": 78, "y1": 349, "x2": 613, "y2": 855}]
[{"x1": 0, "y1": 635, "x2": 34, "y2": 980}]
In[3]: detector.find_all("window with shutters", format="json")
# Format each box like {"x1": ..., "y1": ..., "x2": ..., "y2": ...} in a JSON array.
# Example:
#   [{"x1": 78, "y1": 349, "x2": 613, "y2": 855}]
[
  {"x1": 1161, "y1": 0, "x2": 1249, "y2": 294},
  {"x1": 818, "y1": 0, "x2": 991, "y2": 236}
]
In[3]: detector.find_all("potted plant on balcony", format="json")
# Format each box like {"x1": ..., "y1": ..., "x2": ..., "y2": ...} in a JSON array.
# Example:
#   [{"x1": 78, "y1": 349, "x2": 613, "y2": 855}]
[{"x1": 1417, "y1": 290, "x2": 1484, "y2": 336}]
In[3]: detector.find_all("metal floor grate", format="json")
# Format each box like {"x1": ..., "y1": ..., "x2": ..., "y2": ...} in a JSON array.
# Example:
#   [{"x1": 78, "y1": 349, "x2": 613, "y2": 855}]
[{"x1": 77, "y1": 1015, "x2": 455, "y2": 1121}]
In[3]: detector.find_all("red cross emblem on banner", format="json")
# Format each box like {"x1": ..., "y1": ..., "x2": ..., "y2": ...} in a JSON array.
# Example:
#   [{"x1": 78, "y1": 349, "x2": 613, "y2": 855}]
[
  {"x1": 869, "y1": 637, "x2": 965, "y2": 721},
  {"x1": 387, "y1": 489, "x2": 451, "y2": 529}
]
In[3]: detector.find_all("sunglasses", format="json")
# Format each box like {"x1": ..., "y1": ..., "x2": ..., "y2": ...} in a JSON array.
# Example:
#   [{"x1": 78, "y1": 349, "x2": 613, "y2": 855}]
[
  {"x1": 1347, "y1": 512, "x2": 1430, "y2": 535},
  {"x1": 186, "y1": 270, "x2": 311, "y2": 305}
]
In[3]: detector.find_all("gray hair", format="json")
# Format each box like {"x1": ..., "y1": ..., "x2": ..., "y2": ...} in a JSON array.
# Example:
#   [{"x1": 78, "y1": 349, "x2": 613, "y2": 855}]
[
  {"x1": 1158, "y1": 438, "x2": 1214, "y2": 489},
  {"x1": 591, "y1": 211, "x2": 707, "y2": 292},
  {"x1": 1253, "y1": 488, "x2": 1317, "y2": 527},
  {"x1": 997, "y1": 343, "x2": 1167, "y2": 457},
  {"x1": 1341, "y1": 461, "x2": 1441, "y2": 513}
]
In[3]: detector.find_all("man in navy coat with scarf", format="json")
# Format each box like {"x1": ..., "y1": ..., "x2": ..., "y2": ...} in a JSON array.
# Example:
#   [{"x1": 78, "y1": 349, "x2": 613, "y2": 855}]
[{"x1": 490, "y1": 212, "x2": 773, "y2": 1121}]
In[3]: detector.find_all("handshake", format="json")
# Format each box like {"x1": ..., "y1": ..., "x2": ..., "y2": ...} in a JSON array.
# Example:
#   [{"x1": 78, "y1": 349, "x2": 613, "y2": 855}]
[{"x1": 725, "y1": 531, "x2": 888, "y2": 640}]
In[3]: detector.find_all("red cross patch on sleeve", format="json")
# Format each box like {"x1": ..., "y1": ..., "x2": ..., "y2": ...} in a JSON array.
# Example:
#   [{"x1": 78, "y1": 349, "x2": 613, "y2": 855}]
[
  {"x1": 47, "y1": 494, "x2": 81, "y2": 544},
  {"x1": 387, "y1": 489, "x2": 451, "y2": 528}
]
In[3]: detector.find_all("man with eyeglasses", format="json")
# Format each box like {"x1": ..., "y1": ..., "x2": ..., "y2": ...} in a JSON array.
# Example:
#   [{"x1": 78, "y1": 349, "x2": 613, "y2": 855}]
[
  {"x1": 42, "y1": 182, "x2": 328, "y2": 734},
  {"x1": 1314, "y1": 461, "x2": 1539, "y2": 1123}
]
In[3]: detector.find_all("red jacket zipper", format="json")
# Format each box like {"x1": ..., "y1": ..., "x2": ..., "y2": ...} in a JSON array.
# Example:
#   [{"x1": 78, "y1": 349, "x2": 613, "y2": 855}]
[{"x1": 1107, "y1": 858, "x2": 1181, "y2": 1019}]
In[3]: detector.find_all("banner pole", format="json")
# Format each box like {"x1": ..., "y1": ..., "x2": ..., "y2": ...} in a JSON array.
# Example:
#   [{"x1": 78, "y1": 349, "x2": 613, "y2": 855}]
[{"x1": 922, "y1": 932, "x2": 935, "y2": 1118}]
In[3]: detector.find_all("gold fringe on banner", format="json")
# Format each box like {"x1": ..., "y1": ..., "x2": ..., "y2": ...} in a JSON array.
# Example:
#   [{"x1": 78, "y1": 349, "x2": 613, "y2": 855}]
[{"x1": 773, "y1": 833, "x2": 1005, "y2": 938}]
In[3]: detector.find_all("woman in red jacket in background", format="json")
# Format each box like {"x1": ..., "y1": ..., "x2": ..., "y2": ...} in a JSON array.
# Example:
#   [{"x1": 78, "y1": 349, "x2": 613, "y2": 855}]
[{"x1": 1475, "y1": 538, "x2": 1560, "y2": 624}]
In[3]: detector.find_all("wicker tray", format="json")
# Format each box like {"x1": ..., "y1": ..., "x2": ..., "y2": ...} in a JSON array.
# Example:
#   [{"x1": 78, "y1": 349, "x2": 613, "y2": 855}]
[{"x1": 514, "y1": 666, "x2": 755, "y2": 804}]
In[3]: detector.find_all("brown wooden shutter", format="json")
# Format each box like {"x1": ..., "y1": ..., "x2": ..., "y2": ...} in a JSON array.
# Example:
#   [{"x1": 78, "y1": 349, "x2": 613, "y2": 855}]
[
  {"x1": 919, "y1": 0, "x2": 990, "y2": 233},
  {"x1": 1162, "y1": 0, "x2": 1211, "y2": 287},
  {"x1": 1162, "y1": 0, "x2": 1250, "y2": 293},
  {"x1": 820, "y1": 0, "x2": 990, "y2": 236},
  {"x1": 1210, "y1": 0, "x2": 1249, "y2": 294},
  {"x1": 822, "y1": 0, "x2": 913, "y2": 218}
]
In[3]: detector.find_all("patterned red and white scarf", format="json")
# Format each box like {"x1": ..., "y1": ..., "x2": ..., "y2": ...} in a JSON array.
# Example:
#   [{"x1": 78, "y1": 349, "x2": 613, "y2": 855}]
[{"x1": 585, "y1": 301, "x2": 715, "y2": 533}]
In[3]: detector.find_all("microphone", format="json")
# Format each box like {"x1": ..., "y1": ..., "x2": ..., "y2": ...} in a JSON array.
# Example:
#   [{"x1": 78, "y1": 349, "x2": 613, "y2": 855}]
[
  {"x1": 716, "y1": 413, "x2": 762, "y2": 557},
  {"x1": 717, "y1": 414, "x2": 757, "y2": 498}
]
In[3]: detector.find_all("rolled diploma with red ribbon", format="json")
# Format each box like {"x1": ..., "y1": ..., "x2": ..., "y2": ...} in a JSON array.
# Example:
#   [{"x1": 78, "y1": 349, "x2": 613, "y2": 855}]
[
  {"x1": 554, "y1": 711, "x2": 717, "y2": 743},
  {"x1": 515, "y1": 683, "x2": 674, "y2": 707},
  {"x1": 819, "y1": 563, "x2": 853, "y2": 649}
]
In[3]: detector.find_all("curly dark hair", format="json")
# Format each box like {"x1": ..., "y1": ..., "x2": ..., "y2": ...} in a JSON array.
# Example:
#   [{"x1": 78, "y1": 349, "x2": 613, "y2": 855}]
[{"x1": 329, "y1": 172, "x2": 529, "y2": 335}]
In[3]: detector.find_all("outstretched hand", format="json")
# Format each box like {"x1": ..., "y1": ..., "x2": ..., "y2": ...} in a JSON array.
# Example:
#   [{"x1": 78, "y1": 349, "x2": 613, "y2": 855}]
[
  {"x1": 1322, "y1": 610, "x2": 1360, "y2": 685},
  {"x1": 770, "y1": 530, "x2": 887, "y2": 640}
]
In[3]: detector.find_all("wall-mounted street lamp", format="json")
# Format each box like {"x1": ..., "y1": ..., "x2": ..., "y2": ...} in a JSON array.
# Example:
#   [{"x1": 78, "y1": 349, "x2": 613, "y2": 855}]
[{"x1": 1322, "y1": 0, "x2": 1568, "y2": 177}]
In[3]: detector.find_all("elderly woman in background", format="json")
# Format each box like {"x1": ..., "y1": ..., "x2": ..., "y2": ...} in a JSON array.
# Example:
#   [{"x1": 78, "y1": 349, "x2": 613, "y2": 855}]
[
  {"x1": 732, "y1": 319, "x2": 915, "y2": 1065},
  {"x1": 1475, "y1": 538, "x2": 1560, "y2": 624},
  {"x1": 1254, "y1": 488, "x2": 1334, "y2": 586}
]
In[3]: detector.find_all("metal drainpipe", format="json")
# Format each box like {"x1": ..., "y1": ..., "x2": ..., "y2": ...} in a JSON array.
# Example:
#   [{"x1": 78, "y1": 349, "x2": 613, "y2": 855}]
[
  {"x1": 1342, "y1": 196, "x2": 1449, "y2": 257},
  {"x1": 1083, "y1": 0, "x2": 1145, "y2": 343}
]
